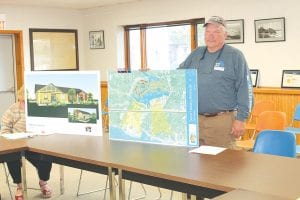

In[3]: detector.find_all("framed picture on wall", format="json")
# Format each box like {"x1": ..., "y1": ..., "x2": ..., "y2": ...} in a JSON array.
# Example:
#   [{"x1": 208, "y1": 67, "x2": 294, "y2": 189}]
[
  {"x1": 250, "y1": 69, "x2": 259, "y2": 87},
  {"x1": 255, "y1": 17, "x2": 285, "y2": 43},
  {"x1": 89, "y1": 30, "x2": 105, "y2": 49},
  {"x1": 225, "y1": 19, "x2": 244, "y2": 44},
  {"x1": 281, "y1": 70, "x2": 300, "y2": 88},
  {"x1": 29, "y1": 28, "x2": 79, "y2": 71}
]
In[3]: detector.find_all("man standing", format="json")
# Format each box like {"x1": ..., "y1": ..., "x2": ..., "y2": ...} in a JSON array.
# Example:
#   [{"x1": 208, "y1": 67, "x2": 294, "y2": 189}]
[{"x1": 179, "y1": 16, "x2": 253, "y2": 148}]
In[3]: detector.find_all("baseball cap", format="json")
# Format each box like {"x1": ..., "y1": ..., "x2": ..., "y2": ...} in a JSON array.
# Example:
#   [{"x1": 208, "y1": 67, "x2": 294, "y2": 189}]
[{"x1": 204, "y1": 16, "x2": 226, "y2": 28}]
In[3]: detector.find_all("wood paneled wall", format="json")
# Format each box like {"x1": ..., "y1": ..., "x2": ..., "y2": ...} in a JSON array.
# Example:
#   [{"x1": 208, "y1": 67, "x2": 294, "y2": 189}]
[
  {"x1": 101, "y1": 81, "x2": 108, "y2": 132},
  {"x1": 253, "y1": 87, "x2": 300, "y2": 127},
  {"x1": 253, "y1": 87, "x2": 300, "y2": 143}
]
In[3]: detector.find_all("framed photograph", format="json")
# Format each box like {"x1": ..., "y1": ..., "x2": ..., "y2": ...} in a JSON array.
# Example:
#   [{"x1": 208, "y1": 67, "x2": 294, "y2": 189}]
[
  {"x1": 29, "y1": 28, "x2": 79, "y2": 71},
  {"x1": 89, "y1": 30, "x2": 105, "y2": 49},
  {"x1": 255, "y1": 17, "x2": 285, "y2": 43},
  {"x1": 281, "y1": 70, "x2": 300, "y2": 88},
  {"x1": 225, "y1": 19, "x2": 244, "y2": 44},
  {"x1": 250, "y1": 69, "x2": 259, "y2": 87}
]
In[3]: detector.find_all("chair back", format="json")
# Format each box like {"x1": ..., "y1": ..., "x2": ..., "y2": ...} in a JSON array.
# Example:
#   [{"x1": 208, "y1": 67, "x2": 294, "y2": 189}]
[
  {"x1": 253, "y1": 130, "x2": 296, "y2": 158},
  {"x1": 251, "y1": 100, "x2": 276, "y2": 117},
  {"x1": 292, "y1": 104, "x2": 300, "y2": 121},
  {"x1": 245, "y1": 100, "x2": 276, "y2": 139},
  {"x1": 255, "y1": 111, "x2": 286, "y2": 133}
]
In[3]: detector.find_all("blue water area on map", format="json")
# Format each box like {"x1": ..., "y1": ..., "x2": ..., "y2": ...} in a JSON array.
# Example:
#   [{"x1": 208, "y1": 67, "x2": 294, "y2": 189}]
[
  {"x1": 131, "y1": 72, "x2": 171, "y2": 107},
  {"x1": 143, "y1": 72, "x2": 160, "y2": 81},
  {"x1": 109, "y1": 126, "x2": 162, "y2": 143},
  {"x1": 134, "y1": 90, "x2": 169, "y2": 107}
]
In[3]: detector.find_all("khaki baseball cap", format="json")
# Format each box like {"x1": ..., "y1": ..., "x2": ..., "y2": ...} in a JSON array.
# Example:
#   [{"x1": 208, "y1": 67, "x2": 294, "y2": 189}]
[{"x1": 204, "y1": 16, "x2": 226, "y2": 28}]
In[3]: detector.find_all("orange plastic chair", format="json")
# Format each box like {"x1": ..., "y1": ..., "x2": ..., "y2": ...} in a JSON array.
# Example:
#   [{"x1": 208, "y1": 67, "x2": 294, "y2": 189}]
[
  {"x1": 236, "y1": 111, "x2": 287, "y2": 149},
  {"x1": 254, "y1": 111, "x2": 287, "y2": 136},
  {"x1": 245, "y1": 100, "x2": 276, "y2": 138}
]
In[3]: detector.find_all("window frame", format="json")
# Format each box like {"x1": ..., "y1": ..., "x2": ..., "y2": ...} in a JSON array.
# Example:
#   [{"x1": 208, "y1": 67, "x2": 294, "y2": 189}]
[{"x1": 124, "y1": 18, "x2": 205, "y2": 71}]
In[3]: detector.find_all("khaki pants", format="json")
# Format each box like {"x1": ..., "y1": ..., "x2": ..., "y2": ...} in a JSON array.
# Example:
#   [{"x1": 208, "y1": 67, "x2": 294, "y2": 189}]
[{"x1": 199, "y1": 112, "x2": 236, "y2": 149}]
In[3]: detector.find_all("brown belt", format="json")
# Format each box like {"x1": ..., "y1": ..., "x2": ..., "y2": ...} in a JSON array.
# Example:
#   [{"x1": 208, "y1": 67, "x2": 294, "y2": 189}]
[{"x1": 199, "y1": 110, "x2": 235, "y2": 117}]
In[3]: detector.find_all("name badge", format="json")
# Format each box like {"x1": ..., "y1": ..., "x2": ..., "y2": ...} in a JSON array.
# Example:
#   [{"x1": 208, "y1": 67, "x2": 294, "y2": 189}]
[{"x1": 214, "y1": 61, "x2": 224, "y2": 71}]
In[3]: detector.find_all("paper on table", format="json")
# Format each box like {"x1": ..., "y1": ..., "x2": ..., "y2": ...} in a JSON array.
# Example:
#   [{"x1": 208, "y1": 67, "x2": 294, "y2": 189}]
[
  {"x1": 1, "y1": 132, "x2": 53, "y2": 140},
  {"x1": 1, "y1": 132, "x2": 37, "y2": 139},
  {"x1": 189, "y1": 145, "x2": 226, "y2": 155}
]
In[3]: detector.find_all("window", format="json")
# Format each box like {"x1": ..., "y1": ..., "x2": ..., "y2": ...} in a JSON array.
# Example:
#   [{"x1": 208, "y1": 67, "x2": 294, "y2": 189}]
[
  {"x1": 197, "y1": 23, "x2": 205, "y2": 47},
  {"x1": 124, "y1": 18, "x2": 205, "y2": 71},
  {"x1": 128, "y1": 29, "x2": 141, "y2": 70}
]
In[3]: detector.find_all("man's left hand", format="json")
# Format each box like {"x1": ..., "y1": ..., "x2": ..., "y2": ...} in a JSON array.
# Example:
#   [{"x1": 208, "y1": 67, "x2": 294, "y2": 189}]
[{"x1": 231, "y1": 120, "x2": 245, "y2": 138}]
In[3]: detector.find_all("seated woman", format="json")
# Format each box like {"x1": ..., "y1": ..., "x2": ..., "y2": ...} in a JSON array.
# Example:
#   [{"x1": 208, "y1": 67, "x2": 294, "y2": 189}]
[{"x1": 1, "y1": 86, "x2": 52, "y2": 200}]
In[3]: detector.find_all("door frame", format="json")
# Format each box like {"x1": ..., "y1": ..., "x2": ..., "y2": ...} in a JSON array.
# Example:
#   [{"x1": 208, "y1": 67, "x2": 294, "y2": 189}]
[{"x1": 0, "y1": 30, "x2": 24, "y2": 90}]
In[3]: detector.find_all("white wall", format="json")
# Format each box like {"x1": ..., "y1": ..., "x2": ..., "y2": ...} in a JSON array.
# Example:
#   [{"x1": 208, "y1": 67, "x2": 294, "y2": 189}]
[
  {"x1": 82, "y1": 0, "x2": 300, "y2": 86},
  {"x1": 1, "y1": 0, "x2": 300, "y2": 86},
  {"x1": 0, "y1": 5, "x2": 85, "y2": 71}
]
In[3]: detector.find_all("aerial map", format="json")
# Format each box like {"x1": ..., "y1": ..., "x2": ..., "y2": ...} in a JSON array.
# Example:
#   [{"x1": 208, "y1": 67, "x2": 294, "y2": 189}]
[{"x1": 108, "y1": 70, "x2": 198, "y2": 147}]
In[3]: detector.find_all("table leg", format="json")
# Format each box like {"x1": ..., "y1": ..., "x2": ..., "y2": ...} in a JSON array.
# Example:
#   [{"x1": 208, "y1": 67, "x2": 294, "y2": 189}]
[
  {"x1": 118, "y1": 169, "x2": 126, "y2": 200},
  {"x1": 21, "y1": 155, "x2": 27, "y2": 200},
  {"x1": 59, "y1": 165, "x2": 64, "y2": 195},
  {"x1": 191, "y1": 195, "x2": 197, "y2": 200},
  {"x1": 182, "y1": 193, "x2": 197, "y2": 200},
  {"x1": 108, "y1": 167, "x2": 116, "y2": 199},
  {"x1": 182, "y1": 193, "x2": 188, "y2": 200}
]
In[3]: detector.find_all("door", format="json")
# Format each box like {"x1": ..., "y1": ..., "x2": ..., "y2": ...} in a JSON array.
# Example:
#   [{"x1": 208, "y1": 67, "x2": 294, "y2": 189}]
[{"x1": 0, "y1": 34, "x2": 16, "y2": 118}]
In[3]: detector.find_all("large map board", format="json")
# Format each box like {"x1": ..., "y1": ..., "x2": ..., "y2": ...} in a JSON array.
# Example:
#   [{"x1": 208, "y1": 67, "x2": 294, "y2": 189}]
[{"x1": 108, "y1": 70, "x2": 198, "y2": 147}]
